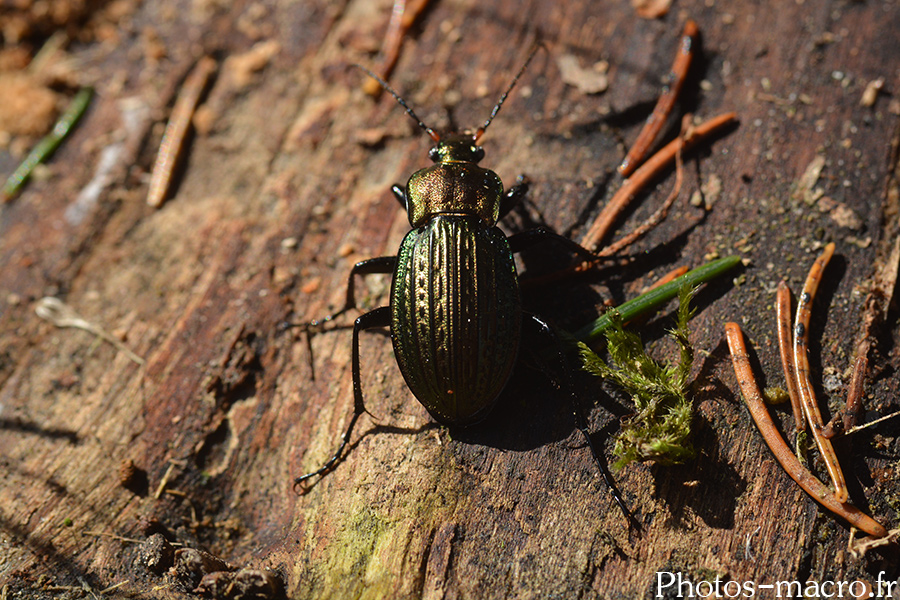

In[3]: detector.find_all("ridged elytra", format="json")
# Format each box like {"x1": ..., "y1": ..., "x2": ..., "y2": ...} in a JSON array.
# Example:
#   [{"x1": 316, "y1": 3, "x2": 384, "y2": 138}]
[{"x1": 296, "y1": 46, "x2": 635, "y2": 524}]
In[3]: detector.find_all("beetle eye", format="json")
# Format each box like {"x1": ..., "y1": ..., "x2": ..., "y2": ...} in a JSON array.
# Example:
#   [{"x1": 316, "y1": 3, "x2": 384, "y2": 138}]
[
  {"x1": 428, "y1": 146, "x2": 440, "y2": 162},
  {"x1": 472, "y1": 146, "x2": 485, "y2": 162}
]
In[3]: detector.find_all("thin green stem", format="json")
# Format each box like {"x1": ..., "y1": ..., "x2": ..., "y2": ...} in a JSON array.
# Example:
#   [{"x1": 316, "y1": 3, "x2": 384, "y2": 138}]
[
  {"x1": 2, "y1": 87, "x2": 94, "y2": 202},
  {"x1": 573, "y1": 255, "x2": 741, "y2": 343}
]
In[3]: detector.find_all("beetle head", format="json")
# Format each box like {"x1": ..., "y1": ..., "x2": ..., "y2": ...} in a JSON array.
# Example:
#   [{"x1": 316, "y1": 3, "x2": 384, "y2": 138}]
[{"x1": 427, "y1": 133, "x2": 485, "y2": 164}]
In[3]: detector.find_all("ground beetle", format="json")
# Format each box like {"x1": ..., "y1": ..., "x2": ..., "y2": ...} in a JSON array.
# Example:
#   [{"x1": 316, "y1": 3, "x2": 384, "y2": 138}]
[{"x1": 297, "y1": 47, "x2": 633, "y2": 520}]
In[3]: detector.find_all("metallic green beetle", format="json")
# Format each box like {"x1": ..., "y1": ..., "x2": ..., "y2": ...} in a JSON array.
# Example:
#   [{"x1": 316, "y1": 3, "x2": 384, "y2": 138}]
[
  {"x1": 392, "y1": 133, "x2": 521, "y2": 425},
  {"x1": 297, "y1": 52, "x2": 630, "y2": 518}
]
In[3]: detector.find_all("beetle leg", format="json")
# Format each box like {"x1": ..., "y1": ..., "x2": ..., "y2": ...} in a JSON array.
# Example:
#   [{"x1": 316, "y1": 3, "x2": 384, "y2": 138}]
[
  {"x1": 523, "y1": 313, "x2": 639, "y2": 530},
  {"x1": 300, "y1": 256, "x2": 396, "y2": 380},
  {"x1": 498, "y1": 175, "x2": 530, "y2": 219},
  {"x1": 391, "y1": 184, "x2": 407, "y2": 210},
  {"x1": 295, "y1": 306, "x2": 392, "y2": 490},
  {"x1": 508, "y1": 226, "x2": 602, "y2": 263},
  {"x1": 310, "y1": 256, "x2": 398, "y2": 327}
]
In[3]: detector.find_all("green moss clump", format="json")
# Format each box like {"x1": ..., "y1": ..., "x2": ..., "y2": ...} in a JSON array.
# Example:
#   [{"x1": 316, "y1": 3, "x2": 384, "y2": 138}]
[
  {"x1": 763, "y1": 386, "x2": 789, "y2": 405},
  {"x1": 579, "y1": 285, "x2": 697, "y2": 469}
]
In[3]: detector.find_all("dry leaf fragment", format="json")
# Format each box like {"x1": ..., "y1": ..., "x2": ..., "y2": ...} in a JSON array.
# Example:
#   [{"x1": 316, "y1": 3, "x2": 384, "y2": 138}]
[
  {"x1": 794, "y1": 155, "x2": 826, "y2": 205},
  {"x1": 860, "y1": 78, "x2": 884, "y2": 107},
  {"x1": 557, "y1": 54, "x2": 608, "y2": 95},
  {"x1": 632, "y1": 0, "x2": 672, "y2": 18},
  {"x1": 226, "y1": 39, "x2": 281, "y2": 90}
]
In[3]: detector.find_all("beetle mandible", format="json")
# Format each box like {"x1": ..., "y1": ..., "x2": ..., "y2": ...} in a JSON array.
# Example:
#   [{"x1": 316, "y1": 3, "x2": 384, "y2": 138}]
[{"x1": 297, "y1": 46, "x2": 633, "y2": 520}]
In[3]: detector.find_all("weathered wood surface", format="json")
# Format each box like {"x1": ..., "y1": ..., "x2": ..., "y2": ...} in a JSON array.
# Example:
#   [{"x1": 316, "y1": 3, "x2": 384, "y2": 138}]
[{"x1": 1, "y1": 0, "x2": 898, "y2": 598}]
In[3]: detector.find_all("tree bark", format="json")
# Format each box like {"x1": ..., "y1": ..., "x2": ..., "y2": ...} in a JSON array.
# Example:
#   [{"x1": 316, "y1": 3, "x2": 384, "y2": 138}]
[{"x1": 1, "y1": 0, "x2": 897, "y2": 598}]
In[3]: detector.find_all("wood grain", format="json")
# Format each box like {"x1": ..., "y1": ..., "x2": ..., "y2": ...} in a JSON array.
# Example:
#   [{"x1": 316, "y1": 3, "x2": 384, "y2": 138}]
[{"x1": 1, "y1": 0, "x2": 897, "y2": 597}]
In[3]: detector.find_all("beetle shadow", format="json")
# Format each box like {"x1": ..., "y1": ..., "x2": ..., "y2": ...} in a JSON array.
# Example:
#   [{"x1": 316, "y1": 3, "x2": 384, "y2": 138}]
[
  {"x1": 457, "y1": 337, "x2": 743, "y2": 528},
  {"x1": 449, "y1": 351, "x2": 591, "y2": 457},
  {"x1": 449, "y1": 300, "x2": 640, "y2": 463},
  {"x1": 451, "y1": 244, "x2": 744, "y2": 524},
  {"x1": 512, "y1": 214, "x2": 710, "y2": 335}
]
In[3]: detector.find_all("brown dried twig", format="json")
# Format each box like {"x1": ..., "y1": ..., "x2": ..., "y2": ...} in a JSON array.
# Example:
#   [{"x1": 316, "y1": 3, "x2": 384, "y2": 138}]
[
  {"x1": 520, "y1": 113, "x2": 735, "y2": 292},
  {"x1": 596, "y1": 114, "x2": 688, "y2": 259},
  {"x1": 618, "y1": 20, "x2": 699, "y2": 177},
  {"x1": 579, "y1": 112, "x2": 737, "y2": 252},
  {"x1": 775, "y1": 282, "x2": 804, "y2": 433},
  {"x1": 147, "y1": 56, "x2": 217, "y2": 208},
  {"x1": 790, "y1": 243, "x2": 848, "y2": 502},
  {"x1": 644, "y1": 265, "x2": 689, "y2": 291},
  {"x1": 822, "y1": 355, "x2": 866, "y2": 439},
  {"x1": 725, "y1": 323, "x2": 887, "y2": 538},
  {"x1": 362, "y1": 0, "x2": 434, "y2": 97},
  {"x1": 824, "y1": 235, "x2": 900, "y2": 437}
]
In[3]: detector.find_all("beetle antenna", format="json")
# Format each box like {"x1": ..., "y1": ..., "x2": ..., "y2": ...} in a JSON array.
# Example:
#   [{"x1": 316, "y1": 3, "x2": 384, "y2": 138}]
[
  {"x1": 353, "y1": 64, "x2": 441, "y2": 143},
  {"x1": 474, "y1": 42, "x2": 546, "y2": 142}
]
